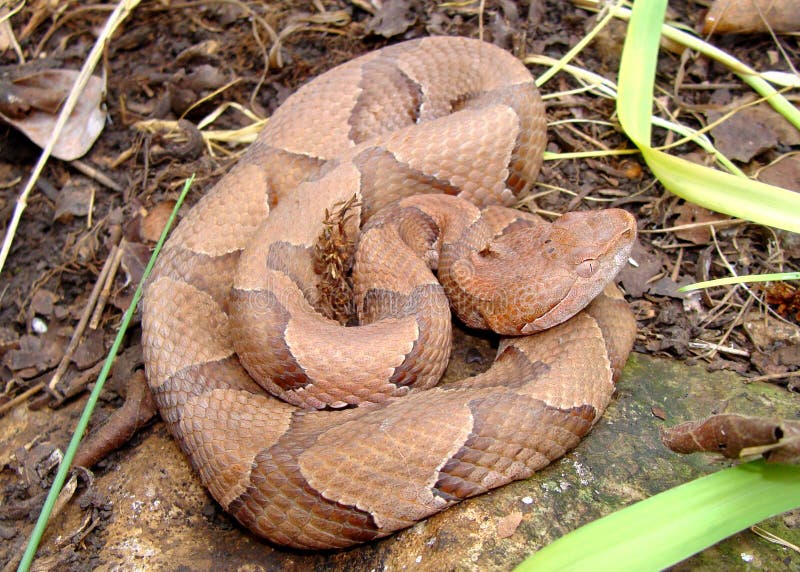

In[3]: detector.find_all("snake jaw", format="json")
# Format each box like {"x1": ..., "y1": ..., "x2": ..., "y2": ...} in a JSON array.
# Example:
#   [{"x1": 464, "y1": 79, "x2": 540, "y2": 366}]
[
  {"x1": 445, "y1": 207, "x2": 636, "y2": 337},
  {"x1": 517, "y1": 209, "x2": 636, "y2": 334}
]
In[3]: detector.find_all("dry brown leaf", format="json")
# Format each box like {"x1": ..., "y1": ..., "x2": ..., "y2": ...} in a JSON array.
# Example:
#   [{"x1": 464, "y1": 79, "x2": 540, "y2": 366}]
[
  {"x1": 759, "y1": 155, "x2": 800, "y2": 193},
  {"x1": 662, "y1": 414, "x2": 800, "y2": 464},
  {"x1": 709, "y1": 103, "x2": 800, "y2": 164},
  {"x1": 364, "y1": 0, "x2": 416, "y2": 37},
  {"x1": 54, "y1": 178, "x2": 95, "y2": 223},
  {"x1": 617, "y1": 241, "x2": 662, "y2": 298},
  {"x1": 673, "y1": 203, "x2": 729, "y2": 244},
  {"x1": 71, "y1": 329, "x2": 106, "y2": 370},
  {"x1": 0, "y1": 69, "x2": 106, "y2": 161},
  {"x1": 743, "y1": 310, "x2": 800, "y2": 349},
  {"x1": 141, "y1": 200, "x2": 177, "y2": 243},
  {"x1": 3, "y1": 330, "x2": 66, "y2": 378},
  {"x1": 496, "y1": 510, "x2": 523, "y2": 539},
  {"x1": 703, "y1": 0, "x2": 800, "y2": 34}
]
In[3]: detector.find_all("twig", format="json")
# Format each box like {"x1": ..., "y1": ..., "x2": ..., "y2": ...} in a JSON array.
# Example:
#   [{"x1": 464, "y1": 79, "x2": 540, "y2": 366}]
[
  {"x1": 70, "y1": 159, "x2": 124, "y2": 193},
  {"x1": 687, "y1": 340, "x2": 750, "y2": 357},
  {"x1": 640, "y1": 219, "x2": 745, "y2": 234},
  {"x1": 0, "y1": 1, "x2": 25, "y2": 63},
  {"x1": 89, "y1": 241, "x2": 125, "y2": 329},
  {"x1": 747, "y1": 371, "x2": 800, "y2": 384},
  {"x1": 72, "y1": 370, "x2": 156, "y2": 468},
  {"x1": 700, "y1": 297, "x2": 752, "y2": 361},
  {"x1": 56, "y1": 359, "x2": 108, "y2": 405},
  {"x1": 0, "y1": 0, "x2": 142, "y2": 278},
  {"x1": 477, "y1": 0, "x2": 485, "y2": 41},
  {"x1": 47, "y1": 243, "x2": 119, "y2": 394},
  {"x1": 751, "y1": 525, "x2": 800, "y2": 553},
  {"x1": 0, "y1": 381, "x2": 44, "y2": 418}
]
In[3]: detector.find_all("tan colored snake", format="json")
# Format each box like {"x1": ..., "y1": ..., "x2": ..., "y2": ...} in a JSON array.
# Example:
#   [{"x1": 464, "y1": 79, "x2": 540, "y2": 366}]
[{"x1": 142, "y1": 36, "x2": 637, "y2": 550}]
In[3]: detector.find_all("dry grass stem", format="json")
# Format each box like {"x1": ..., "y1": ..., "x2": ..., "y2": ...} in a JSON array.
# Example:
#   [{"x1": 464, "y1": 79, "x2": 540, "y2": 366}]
[
  {"x1": 89, "y1": 241, "x2": 125, "y2": 329},
  {"x1": 47, "y1": 242, "x2": 120, "y2": 394}
]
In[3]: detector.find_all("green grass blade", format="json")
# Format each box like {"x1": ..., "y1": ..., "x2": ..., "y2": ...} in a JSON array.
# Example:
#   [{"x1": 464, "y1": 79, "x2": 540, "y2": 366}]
[
  {"x1": 616, "y1": 0, "x2": 800, "y2": 234},
  {"x1": 680, "y1": 272, "x2": 800, "y2": 291},
  {"x1": 616, "y1": 0, "x2": 665, "y2": 143},
  {"x1": 578, "y1": 0, "x2": 800, "y2": 129},
  {"x1": 641, "y1": 149, "x2": 800, "y2": 233},
  {"x1": 515, "y1": 461, "x2": 800, "y2": 572},
  {"x1": 534, "y1": 0, "x2": 624, "y2": 87},
  {"x1": 656, "y1": 25, "x2": 800, "y2": 130},
  {"x1": 17, "y1": 176, "x2": 194, "y2": 572}
]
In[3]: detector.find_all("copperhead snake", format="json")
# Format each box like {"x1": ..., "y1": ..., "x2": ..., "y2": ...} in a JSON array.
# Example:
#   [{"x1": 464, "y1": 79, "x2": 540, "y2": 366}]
[{"x1": 142, "y1": 36, "x2": 638, "y2": 550}]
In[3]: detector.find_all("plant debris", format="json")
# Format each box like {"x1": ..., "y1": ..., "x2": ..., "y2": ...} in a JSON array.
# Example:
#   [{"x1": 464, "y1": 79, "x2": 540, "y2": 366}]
[{"x1": 662, "y1": 414, "x2": 800, "y2": 464}]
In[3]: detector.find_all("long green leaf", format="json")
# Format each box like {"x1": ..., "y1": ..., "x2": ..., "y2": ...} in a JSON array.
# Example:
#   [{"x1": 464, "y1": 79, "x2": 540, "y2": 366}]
[
  {"x1": 681, "y1": 271, "x2": 800, "y2": 291},
  {"x1": 616, "y1": 0, "x2": 800, "y2": 233},
  {"x1": 515, "y1": 461, "x2": 800, "y2": 571}
]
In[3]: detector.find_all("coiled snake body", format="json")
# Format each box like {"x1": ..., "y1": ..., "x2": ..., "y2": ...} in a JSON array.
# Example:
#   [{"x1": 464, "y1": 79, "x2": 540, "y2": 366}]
[{"x1": 142, "y1": 37, "x2": 637, "y2": 550}]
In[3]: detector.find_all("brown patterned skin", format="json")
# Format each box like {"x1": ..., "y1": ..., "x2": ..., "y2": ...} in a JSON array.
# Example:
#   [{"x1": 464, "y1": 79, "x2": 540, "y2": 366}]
[{"x1": 142, "y1": 36, "x2": 638, "y2": 550}]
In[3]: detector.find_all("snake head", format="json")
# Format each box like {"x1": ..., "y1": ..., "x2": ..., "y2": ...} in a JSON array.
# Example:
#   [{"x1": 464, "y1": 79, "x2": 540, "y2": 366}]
[{"x1": 453, "y1": 208, "x2": 636, "y2": 335}]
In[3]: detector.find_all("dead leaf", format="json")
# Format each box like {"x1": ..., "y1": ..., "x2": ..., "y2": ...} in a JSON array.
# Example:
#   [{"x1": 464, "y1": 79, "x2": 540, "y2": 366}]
[
  {"x1": 3, "y1": 331, "x2": 65, "y2": 378},
  {"x1": 751, "y1": 343, "x2": 800, "y2": 377},
  {"x1": 54, "y1": 178, "x2": 95, "y2": 223},
  {"x1": 743, "y1": 310, "x2": 800, "y2": 349},
  {"x1": 709, "y1": 102, "x2": 800, "y2": 163},
  {"x1": 30, "y1": 289, "x2": 58, "y2": 317},
  {"x1": 647, "y1": 276, "x2": 692, "y2": 299},
  {"x1": 487, "y1": 0, "x2": 521, "y2": 49},
  {"x1": 759, "y1": 154, "x2": 800, "y2": 193},
  {"x1": 763, "y1": 282, "x2": 800, "y2": 322},
  {"x1": 364, "y1": 0, "x2": 416, "y2": 38},
  {"x1": 183, "y1": 64, "x2": 228, "y2": 92},
  {"x1": 496, "y1": 510, "x2": 523, "y2": 539},
  {"x1": 111, "y1": 241, "x2": 152, "y2": 312},
  {"x1": 71, "y1": 329, "x2": 106, "y2": 370},
  {"x1": 0, "y1": 81, "x2": 64, "y2": 117},
  {"x1": 618, "y1": 241, "x2": 662, "y2": 298},
  {"x1": 651, "y1": 406, "x2": 667, "y2": 420},
  {"x1": 140, "y1": 200, "x2": 177, "y2": 242},
  {"x1": 0, "y1": 70, "x2": 106, "y2": 161},
  {"x1": 16, "y1": 442, "x2": 62, "y2": 490},
  {"x1": 703, "y1": 0, "x2": 800, "y2": 35},
  {"x1": 673, "y1": 203, "x2": 729, "y2": 244},
  {"x1": 662, "y1": 414, "x2": 800, "y2": 464}
]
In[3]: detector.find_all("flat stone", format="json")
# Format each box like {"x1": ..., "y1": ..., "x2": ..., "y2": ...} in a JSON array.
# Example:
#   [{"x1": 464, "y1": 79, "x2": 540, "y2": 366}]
[{"x1": 4, "y1": 345, "x2": 798, "y2": 570}]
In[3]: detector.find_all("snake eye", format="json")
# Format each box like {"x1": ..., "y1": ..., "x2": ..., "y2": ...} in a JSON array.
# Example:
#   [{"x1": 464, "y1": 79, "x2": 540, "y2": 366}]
[{"x1": 575, "y1": 259, "x2": 596, "y2": 278}]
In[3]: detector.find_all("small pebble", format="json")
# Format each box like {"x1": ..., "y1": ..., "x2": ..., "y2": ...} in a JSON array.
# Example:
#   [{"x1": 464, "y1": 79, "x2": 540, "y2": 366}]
[{"x1": 31, "y1": 316, "x2": 48, "y2": 334}]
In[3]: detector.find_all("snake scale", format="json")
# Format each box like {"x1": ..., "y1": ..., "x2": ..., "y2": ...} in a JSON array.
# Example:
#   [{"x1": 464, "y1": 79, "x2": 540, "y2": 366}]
[{"x1": 142, "y1": 36, "x2": 638, "y2": 550}]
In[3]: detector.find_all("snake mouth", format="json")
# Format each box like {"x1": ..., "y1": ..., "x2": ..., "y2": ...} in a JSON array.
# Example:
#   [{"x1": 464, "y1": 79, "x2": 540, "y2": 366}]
[{"x1": 519, "y1": 279, "x2": 588, "y2": 334}]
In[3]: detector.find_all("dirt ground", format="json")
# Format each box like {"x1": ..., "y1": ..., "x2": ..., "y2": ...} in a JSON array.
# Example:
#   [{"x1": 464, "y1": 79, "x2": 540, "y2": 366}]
[{"x1": 0, "y1": 0, "x2": 798, "y2": 570}]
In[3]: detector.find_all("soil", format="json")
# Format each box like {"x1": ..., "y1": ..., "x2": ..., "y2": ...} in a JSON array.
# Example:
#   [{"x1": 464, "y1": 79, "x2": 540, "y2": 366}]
[{"x1": 0, "y1": 1, "x2": 798, "y2": 570}]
